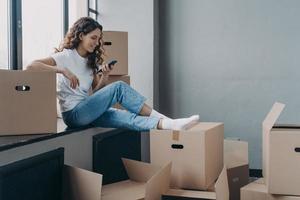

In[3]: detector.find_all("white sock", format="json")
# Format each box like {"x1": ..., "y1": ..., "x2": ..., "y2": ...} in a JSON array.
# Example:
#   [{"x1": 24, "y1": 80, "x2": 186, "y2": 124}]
[
  {"x1": 161, "y1": 115, "x2": 200, "y2": 130},
  {"x1": 150, "y1": 109, "x2": 171, "y2": 120}
]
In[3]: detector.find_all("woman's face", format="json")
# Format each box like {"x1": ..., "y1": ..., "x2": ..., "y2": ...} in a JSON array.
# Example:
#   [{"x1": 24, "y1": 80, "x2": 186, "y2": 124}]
[{"x1": 80, "y1": 28, "x2": 102, "y2": 53}]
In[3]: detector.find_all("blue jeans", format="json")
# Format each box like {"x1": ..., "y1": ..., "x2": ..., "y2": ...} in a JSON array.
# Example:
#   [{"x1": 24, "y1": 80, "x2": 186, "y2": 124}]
[{"x1": 62, "y1": 81, "x2": 160, "y2": 131}]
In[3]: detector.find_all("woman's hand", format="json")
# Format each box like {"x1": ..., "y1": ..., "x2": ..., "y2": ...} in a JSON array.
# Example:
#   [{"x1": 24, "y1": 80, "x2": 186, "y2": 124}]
[
  {"x1": 99, "y1": 63, "x2": 113, "y2": 77},
  {"x1": 62, "y1": 67, "x2": 80, "y2": 89},
  {"x1": 92, "y1": 63, "x2": 114, "y2": 93}
]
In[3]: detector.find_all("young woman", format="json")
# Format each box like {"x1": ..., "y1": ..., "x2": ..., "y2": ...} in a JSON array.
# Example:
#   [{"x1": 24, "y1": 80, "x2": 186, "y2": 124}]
[{"x1": 27, "y1": 17, "x2": 199, "y2": 131}]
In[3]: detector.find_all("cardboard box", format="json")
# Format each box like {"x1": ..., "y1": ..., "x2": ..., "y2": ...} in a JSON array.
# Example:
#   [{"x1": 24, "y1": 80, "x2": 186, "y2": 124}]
[
  {"x1": 63, "y1": 165, "x2": 103, "y2": 200},
  {"x1": 262, "y1": 102, "x2": 300, "y2": 195},
  {"x1": 0, "y1": 69, "x2": 57, "y2": 135},
  {"x1": 150, "y1": 122, "x2": 224, "y2": 190},
  {"x1": 224, "y1": 139, "x2": 249, "y2": 200},
  {"x1": 103, "y1": 31, "x2": 128, "y2": 75},
  {"x1": 101, "y1": 158, "x2": 172, "y2": 200},
  {"x1": 162, "y1": 166, "x2": 229, "y2": 200},
  {"x1": 105, "y1": 75, "x2": 130, "y2": 85},
  {"x1": 241, "y1": 179, "x2": 300, "y2": 200}
]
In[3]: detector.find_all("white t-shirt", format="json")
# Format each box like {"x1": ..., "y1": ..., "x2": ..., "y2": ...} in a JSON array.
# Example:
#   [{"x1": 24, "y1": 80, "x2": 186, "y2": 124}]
[{"x1": 51, "y1": 49, "x2": 94, "y2": 113}]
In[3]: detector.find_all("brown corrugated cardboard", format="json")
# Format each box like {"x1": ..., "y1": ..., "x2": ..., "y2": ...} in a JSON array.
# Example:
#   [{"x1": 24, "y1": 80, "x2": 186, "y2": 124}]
[
  {"x1": 101, "y1": 158, "x2": 172, "y2": 200},
  {"x1": 150, "y1": 122, "x2": 224, "y2": 190},
  {"x1": 262, "y1": 102, "x2": 300, "y2": 195},
  {"x1": 241, "y1": 179, "x2": 268, "y2": 200},
  {"x1": 262, "y1": 102, "x2": 285, "y2": 193},
  {"x1": 103, "y1": 31, "x2": 128, "y2": 75},
  {"x1": 0, "y1": 69, "x2": 57, "y2": 135},
  {"x1": 224, "y1": 139, "x2": 249, "y2": 200},
  {"x1": 241, "y1": 179, "x2": 300, "y2": 200},
  {"x1": 105, "y1": 75, "x2": 130, "y2": 85},
  {"x1": 162, "y1": 166, "x2": 229, "y2": 200},
  {"x1": 63, "y1": 165, "x2": 103, "y2": 200}
]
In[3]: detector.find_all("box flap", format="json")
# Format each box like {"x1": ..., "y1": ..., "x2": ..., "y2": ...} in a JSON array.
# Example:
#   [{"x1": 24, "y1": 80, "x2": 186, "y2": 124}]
[
  {"x1": 102, "y1": 180, "x2": 146, "y2": 200},
  {"x1": 224, "y1": 139, "x2": 248, "y2": 168},
  {"x1": 122, "y1": 158, "x2": 161, "y2": 182},
  {"x1": 63, "y1": 165, "x2": 102, "y2": 200},
  {"x1": 262, "y1": 102, "x2": 285, "y2": 184},
  {"x1": 215, "y1": 166, "x2": 229, "y2": 200},
  {"x1": 145, "y1": 162, "x2": 172, "y2": 200},
  {"x1": 163, "y1": 189, "x2": 216, "y2": 199},
  {"x1": 262, "y1": 102, "x2": 285, "y2": 131}
]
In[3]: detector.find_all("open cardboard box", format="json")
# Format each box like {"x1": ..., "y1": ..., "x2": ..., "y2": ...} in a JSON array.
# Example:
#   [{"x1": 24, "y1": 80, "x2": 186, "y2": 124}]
[
  {"x1": 162, "y1": 166, "x2": 229, "y2": 200},
  {"x1": 224, "y1": 139, "x2": 249, "y2": 200},
  {"x1": 101, "y1": 158, "x2": 172, "y2": 200},
  {"x1": 241, "y1": 178, "x2": 300, "y2": 200},
  {"x1": 150, "y1": 122, "x2": 224, "y2": 190},
  {"x1": 262, "y1": 102, "x2": 300, "y2": 195},
  {"x1": 64, "y1": 158, "x2": 171, "y2": 200},
  {"x1": 63, "y1": 165, "x2": 103, "y2": 200}
]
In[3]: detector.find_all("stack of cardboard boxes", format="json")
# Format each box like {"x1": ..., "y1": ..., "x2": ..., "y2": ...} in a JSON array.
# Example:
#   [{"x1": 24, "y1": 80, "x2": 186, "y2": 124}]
[
  {"x1": 102, "y1": 31, "x2": 130, "y2": 110},
  {"x1": 102, "y1": 31, "x2": 129, "y2": 90},
  {"x1": 150, "y1": 123, "x2": 249, "y2": 200},
  {"x1": 150, "y1": 122, "x2": 228, "y2": 200},
  {"x1": 241, "y1": 102, "x2": 300, "y2": 200}
]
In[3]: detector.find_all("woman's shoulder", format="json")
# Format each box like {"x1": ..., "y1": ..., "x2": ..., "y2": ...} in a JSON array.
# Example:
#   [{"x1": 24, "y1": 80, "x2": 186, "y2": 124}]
[
  {"x1": 61, "y1": 48, "x2": 74, "y2": 55},
  {"x1": 52, "y1": 48, "x2": 74, "y2": 58}
]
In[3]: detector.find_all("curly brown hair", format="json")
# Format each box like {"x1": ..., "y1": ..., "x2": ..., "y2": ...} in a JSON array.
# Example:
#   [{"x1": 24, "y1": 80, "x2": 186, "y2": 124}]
[{"x1": 55, "y1": 17, "x2": 104, "y2": 74}]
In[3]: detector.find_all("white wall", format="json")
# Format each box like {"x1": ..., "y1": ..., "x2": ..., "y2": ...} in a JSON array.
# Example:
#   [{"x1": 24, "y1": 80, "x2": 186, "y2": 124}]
[
  {"x1": 98, "y1": 0, "x2": 154, "y2": 106},
  {"x1": 159, "y1": 0, "x2": 300, "y2": 169}
]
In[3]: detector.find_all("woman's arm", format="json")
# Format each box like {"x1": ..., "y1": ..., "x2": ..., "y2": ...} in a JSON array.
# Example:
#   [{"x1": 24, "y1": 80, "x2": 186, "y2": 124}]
[
  {"x1": 26, "y1": 57, "x2": 64, "y2": 74},
  {"x1": 27, "y1": 57, "x2": 80, "y2": 89}
]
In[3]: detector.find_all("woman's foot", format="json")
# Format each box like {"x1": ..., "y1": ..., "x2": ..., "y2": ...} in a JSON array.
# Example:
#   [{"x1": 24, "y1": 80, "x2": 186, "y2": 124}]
[{"x1": 158, "y1": 115, "x2": 199, "y2": 130}]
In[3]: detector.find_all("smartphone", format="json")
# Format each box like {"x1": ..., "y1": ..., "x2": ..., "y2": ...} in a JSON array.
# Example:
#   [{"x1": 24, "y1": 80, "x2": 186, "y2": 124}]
[{"x1": 97, "y1": 60, "x2": 117, "y2": 74}]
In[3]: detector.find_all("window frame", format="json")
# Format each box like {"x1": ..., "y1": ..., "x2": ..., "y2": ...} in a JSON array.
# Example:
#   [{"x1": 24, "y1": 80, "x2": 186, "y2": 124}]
[
  {"x1": 88, "y1": 0, "x2": 98, "y2": 20},
  {"x1": 8, "y1": 0, "x2": 69, "y2": 70}
]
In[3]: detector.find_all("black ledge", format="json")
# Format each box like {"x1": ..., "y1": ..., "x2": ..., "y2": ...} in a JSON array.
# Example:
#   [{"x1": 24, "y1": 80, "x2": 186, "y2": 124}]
[{"x1": 0, "y1": 119, "x2": 114, "y2": 152}]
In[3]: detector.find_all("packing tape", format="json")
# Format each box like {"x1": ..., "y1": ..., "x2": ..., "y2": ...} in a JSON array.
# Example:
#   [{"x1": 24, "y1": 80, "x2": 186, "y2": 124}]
[{"x1": 172, "y1": 131, "x2": 180, "y2": 141}]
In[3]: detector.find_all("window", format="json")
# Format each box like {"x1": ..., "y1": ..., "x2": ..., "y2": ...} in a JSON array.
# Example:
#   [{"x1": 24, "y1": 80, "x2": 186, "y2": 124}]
[
  {"x1": 22, "y1": 0, "x2": 64, "y2": 69},
  {"x1": 88, "y1": 0, "x2": 98, "y2": 20},
  {"x1": 0, "y1": 0, "x2": 9, "y2": 69},
  {"x1": 2, "y1": 0, "x2": 95, "y2": 70},
  {"x1": 68, "y1": 0, "x2": 77, "y2": 27}
]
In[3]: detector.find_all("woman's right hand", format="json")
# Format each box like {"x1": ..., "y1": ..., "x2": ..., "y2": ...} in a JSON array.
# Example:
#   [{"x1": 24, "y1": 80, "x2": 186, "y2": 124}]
[{"x1": 62, "y1": 67, "x2": 80, "y2": 89}]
